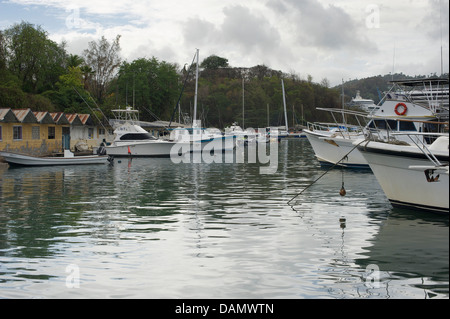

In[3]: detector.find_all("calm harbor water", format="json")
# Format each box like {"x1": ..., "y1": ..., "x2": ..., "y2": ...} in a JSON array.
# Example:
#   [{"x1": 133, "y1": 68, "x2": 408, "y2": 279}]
[{"x1": 0, "y1": 139, "x2": 448, "y2": 299}]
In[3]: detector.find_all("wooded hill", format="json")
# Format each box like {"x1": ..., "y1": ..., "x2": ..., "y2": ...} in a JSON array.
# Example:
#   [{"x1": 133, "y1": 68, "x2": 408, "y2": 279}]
[
  {"x1": 2, "y1": 22, "x2": 445, "y2": 130},
  {"x1": 337, "y1": 72, "x2": 449, "y2": 106}
]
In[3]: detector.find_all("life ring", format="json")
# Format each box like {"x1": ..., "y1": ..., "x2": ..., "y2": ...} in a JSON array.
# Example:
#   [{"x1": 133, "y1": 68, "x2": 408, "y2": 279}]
[{"x1": 395, "y1": 103, "x2": 408, "y2": 116}]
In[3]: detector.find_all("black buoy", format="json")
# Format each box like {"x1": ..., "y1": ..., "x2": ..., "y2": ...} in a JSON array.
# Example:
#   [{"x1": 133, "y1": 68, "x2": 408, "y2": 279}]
[{"x1": 339, "y1": 217, "x2": 346, "y2": 229}]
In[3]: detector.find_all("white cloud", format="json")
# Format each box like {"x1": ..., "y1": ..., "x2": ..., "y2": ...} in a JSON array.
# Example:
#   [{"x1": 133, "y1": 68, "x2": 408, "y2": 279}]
[{"x1": 3, "y1": 0, "x2": 449, "y2": 86}]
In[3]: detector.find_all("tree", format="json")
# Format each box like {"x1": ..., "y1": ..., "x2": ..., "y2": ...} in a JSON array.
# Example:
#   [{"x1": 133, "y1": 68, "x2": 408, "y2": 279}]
[
  {"x1": 67, "y1": 54, "x2": 84, "y2": 68},
  {"x1": 320, "y1": 78, "x2": 330, "y2": 88},
  {"x1": 0, "y1": 30, "x2": 6, "y2": 70},
  {"x1": 83, "y1": 35, "x2": 121, "y2": 103},
  {"x1": 3, "y1": 21, "x2": 66, "y2": 93},
  {"x1": 116, "y1": 57, "x2": 180, "y2": 121},
  {"x1": 201, "y1": 55, "x2": 229, "y2": 69}
]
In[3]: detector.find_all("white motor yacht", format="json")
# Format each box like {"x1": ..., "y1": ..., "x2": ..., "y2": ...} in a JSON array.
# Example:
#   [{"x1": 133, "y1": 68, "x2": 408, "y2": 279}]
[
  {"x1": 105, "y1": 108, "x2": 190, "y2": 157},
  {"x1": 356, "y1": 133, "x2": 449, "y2": 214}
]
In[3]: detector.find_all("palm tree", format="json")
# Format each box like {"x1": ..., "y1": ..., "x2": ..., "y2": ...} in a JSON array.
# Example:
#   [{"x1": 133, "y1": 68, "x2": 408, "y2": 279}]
[
  {"x1": 67, "y1": 54, "x2": 84, "y2": 68},
  {"x1": 80, "y1": 65, "x2": 95, "y2": 91}
]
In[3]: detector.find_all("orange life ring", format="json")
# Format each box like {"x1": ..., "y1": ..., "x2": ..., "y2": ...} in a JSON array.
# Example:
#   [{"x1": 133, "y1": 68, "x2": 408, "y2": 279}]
[{"x1": 395, "y1": 103, "x2": 408, "y2": 116}]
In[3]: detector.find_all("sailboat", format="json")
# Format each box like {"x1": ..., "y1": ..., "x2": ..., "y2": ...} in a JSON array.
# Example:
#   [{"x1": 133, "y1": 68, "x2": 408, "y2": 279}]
[
  {"x1": 224, "y1": 78, "x2": 269, "y2": 145},
  {"x1": 267, "y1": 79, "x2": 289, "y2": 140},
  {"x1": 280, "y1": 79, "x2": 289, "y2": 138},
  {"x1": 170, "y1": 49, "x2": 236, "y2": 152}
]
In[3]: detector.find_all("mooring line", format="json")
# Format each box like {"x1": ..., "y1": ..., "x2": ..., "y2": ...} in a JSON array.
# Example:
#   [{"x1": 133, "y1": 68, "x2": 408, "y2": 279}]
[{"x1": 287, "y1": 139, "x2": 367, "y2": 205}]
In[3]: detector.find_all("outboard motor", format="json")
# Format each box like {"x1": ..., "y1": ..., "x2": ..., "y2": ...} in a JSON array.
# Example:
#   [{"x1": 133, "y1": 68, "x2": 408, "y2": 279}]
[{"x1": 97, "y1": 146, "x2": 107, "y2": 156}]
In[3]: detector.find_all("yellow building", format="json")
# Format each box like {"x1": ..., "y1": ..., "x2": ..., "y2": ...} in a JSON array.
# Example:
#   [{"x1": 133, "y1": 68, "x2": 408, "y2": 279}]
[{"x1": 0, "y1": 108, "x2": 102, "y2": 156}]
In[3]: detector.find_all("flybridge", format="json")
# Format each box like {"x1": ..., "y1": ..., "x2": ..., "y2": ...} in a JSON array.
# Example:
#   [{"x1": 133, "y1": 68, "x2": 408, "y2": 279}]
[{"x1": 386, "y1": 77, "x2": 449, "y2": 118}]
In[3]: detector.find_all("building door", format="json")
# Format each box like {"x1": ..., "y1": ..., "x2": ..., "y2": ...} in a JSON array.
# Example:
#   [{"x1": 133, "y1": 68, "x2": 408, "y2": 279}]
[{"x1": 62, "y1": 127, "x2": 71, "y2": 150}]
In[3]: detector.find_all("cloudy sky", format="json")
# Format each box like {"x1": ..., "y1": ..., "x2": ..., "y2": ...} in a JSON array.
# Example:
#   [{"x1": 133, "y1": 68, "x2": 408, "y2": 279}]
[{"x1": 1, "y1": 0, "x2": 448, "y2": 86}]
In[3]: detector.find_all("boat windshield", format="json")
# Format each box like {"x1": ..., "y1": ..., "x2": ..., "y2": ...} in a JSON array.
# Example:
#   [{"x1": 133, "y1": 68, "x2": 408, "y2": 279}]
[{"x1": 119, "y1": 133, "x2": 157, "y2": 141}]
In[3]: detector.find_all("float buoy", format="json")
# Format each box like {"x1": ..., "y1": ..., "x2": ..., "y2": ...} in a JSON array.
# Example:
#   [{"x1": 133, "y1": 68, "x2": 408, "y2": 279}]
[{"x1": 395, "y1": 103, "x2": 408, "y2": 116}]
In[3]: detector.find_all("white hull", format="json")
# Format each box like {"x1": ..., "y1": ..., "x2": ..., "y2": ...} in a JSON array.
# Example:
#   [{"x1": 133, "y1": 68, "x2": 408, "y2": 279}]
[
  {"x1": 304, "y1": 129, "x2": 368, "y2": 168},
  {"x1": 287, "y1": 132, "x2": 307, "y2": 138},
  {"x1": 171, "y1": 128, "x2": 236, "y2": 152},
  {"x1": 357, "y1": 139, "x2": 449, "y2": 213},
  {"x1": 0, "y1": 151, "x2": 109, "y2": 166},
  {"x1": 106, "y1": 140, "x2": 190, "y2": 157},
  {"x1": 191, "y1": 135, "x2": 236, "y2": 152}
]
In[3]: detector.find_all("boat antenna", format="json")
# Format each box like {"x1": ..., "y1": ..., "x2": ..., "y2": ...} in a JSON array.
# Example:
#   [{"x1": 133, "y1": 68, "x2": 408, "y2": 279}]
[{"x1": 392, "y1": 42, "x2": 396, "y2": 81}]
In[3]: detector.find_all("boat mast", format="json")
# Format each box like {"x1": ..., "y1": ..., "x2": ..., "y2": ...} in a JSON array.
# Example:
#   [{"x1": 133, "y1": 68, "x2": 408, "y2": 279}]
[
  {"x1": 193, "y1": 48, "x2": 199, "y2": 128},
  {"x1": 440, "y1": 0, "x2": 444, "y2": 76},
  {"x1": 341, "y1": 79, "x2": 347, "y2": 127},
  {"x1": 282, "y1": 79, "x2": 288, "y2": 131},
  {"x1": 242, "y1": 78, "x2": 245, "y2": 130}
]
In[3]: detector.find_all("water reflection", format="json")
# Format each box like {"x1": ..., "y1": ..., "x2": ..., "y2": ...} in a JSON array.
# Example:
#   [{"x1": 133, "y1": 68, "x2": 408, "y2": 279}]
[
  {"x1": 355, "y1": 209, "x2": 449, "y2": 298},
  {"x1": 0, "y1": 139, "x2": 448, "y2": 299}
]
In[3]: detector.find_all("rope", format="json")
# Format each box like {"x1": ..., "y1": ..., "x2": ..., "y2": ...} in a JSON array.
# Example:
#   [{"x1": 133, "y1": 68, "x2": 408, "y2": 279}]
[
  {"x1": 287, "y1": 138, "x2": 367, "y2": 205},
  {"x1": 72, "y1": 87, "x2": 111, "y2": 137}
]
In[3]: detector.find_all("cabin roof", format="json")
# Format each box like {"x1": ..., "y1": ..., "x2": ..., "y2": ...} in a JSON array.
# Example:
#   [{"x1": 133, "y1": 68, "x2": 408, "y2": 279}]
[
  {"x1": 0, "y1": 108, "x2": 20, "y2": 123},
  {"x1": 0, "y1": 108, "x2": 98, "y2": 127},
  {"x1": 12, "y1": 109, "x2": 38, "y2": 123},
  {"x1": 65, "y1": 114, "x2": 84, "y2": 126},
  {"x1": 50, "y1": 112, "x2": 70, "y2": 125},
  {"x1": 77, "y1": 114, "x2": 94, "y2": 126},
  {"x1": 33, "y1": 111, "x2": 55, "y2": 124}
]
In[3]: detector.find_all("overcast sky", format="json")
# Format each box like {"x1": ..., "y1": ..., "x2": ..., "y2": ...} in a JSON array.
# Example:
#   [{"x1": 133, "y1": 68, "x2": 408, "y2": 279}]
[{"x1": 1, "y1": 0, "x2": 448, "y2": 86}]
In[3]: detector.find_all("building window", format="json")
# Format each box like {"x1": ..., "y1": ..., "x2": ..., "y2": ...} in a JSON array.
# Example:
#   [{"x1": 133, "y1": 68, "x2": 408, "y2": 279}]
[
  {"x1": 32, "y1": 126, "x2": 40, "y2": 139},
  {"x1": 13, "y1": 126, "x2": 23, "y2": 140},
  {"x1": 99, "y1": 128, "x2": 106, "y2": 136},
  {"x1": 48, "y1": 126, "x2": 56, "y2": 140},
  {"x1": 88, "y1": 127, "x2": 94, "y2": 139}
]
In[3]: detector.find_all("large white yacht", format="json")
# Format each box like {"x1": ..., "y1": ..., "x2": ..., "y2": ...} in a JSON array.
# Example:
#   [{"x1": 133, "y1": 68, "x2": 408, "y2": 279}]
[{"x1": 350, "y1": 90, "x2": 379, "y2": 113}]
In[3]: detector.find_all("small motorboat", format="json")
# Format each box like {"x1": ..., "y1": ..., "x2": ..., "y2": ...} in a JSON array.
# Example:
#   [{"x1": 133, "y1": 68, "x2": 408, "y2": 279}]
[{"x1": 0, "y1": 150, "x2": 110, "y2": 167}]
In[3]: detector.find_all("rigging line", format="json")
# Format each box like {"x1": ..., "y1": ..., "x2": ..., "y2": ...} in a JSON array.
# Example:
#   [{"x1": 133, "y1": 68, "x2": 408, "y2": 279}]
[
  {"x1": 72, "y1": 86, "x2": 111, "y2": 137},
  {"x1": 287, "y1": 138, "x2": 367, "y2": 205},
  {"x1": 140, "y1": 105, "x2": 162, "y2": 122},
  {"x1": 168, "y1": 52, "x2": 197, "y2": 129}
]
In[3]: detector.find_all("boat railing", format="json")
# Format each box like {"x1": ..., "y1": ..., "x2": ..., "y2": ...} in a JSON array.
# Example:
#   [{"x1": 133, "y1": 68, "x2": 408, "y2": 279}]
[
  {"x1": 308, "y1": 108, "x2": 369, "y2": 139},
  {"x1": 365, "y1": 118, "x2": 449, "y2": 147},
  {"x1": 391, "y1": 132, "x2": 449, "y2": 167}
]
